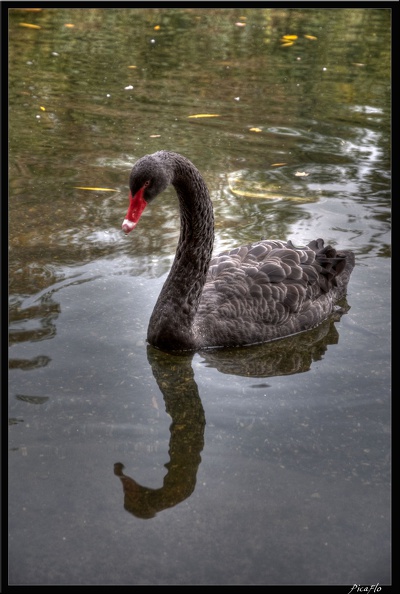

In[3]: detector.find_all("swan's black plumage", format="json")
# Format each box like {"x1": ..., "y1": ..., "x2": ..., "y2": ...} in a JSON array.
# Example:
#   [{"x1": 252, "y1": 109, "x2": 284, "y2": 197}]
[{"x1": 122, "y1": 151, "x2": 355, "y2": 351}]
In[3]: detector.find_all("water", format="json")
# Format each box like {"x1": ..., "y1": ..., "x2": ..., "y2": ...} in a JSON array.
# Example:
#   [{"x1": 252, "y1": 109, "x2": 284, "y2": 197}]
[{"x1": 8, "y1": 7, "x2": 391, "y2": 586}]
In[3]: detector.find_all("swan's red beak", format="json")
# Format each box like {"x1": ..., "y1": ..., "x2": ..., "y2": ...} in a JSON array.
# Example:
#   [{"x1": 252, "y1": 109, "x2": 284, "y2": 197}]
[{"x1": 122, "y1": 188, "x2": 147, "y2": 234}]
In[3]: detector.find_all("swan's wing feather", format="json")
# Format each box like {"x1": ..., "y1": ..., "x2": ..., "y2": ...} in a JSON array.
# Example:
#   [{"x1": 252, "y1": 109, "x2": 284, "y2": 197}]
[{"x1": 200, "y1": 239, "x2": 354, "y2": 328}]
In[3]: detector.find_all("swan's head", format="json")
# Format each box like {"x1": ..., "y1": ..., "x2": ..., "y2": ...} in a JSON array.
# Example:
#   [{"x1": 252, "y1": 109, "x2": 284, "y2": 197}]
[{"x1": 122, "y1": 153, "x2": 172, "y2": 234}]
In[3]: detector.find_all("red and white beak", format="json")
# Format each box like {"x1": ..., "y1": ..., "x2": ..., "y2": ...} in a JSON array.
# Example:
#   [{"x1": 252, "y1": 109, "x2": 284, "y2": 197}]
[{"x1": 122, "y1": 187, "x2": 147, "y2": 234}]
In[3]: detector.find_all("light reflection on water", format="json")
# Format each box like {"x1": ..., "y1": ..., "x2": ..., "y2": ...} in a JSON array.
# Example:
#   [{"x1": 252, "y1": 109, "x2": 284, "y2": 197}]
[{"x1": 8, "y1": 7, "x2": 390, "y2": 586}]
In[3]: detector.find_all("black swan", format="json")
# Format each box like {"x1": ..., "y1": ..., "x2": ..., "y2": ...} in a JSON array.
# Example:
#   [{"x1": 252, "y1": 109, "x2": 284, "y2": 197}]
[{"x1": 122, "y1": 151, "x2": 355, "y2": 351}]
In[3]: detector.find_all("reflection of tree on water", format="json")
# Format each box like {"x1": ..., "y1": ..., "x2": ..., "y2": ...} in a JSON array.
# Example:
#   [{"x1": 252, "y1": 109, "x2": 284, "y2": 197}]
[
  {"x1": 9, "y1": 292, "x2": 60, "y2": 371},
  {"x1": 9, "y1": 273, "x2": 93, "y2": 371},
  {"x1": 115, "y1": 302, "x2": 350, "y2": 519},
  {"x1": 9, "y1": 295, "x2": 60, "y2": 344}
]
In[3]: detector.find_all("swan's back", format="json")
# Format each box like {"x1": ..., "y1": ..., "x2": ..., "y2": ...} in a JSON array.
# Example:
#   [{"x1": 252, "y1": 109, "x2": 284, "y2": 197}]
[{"x1": 195, "y1": 238, "x2": 355, "y2": 348}]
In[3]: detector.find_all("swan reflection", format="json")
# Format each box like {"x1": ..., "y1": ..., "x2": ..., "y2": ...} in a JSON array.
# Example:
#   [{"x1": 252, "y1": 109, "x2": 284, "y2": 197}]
[
  {"x1": 115, "y1": 347, "x2": 205, "y2": 519},
  {"x1": 115, "y1": 302, "x2": 350, "y2": 519}
]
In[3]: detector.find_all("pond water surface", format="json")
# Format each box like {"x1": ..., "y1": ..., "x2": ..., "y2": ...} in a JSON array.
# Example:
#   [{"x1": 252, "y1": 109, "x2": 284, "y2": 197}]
[{"x1": 8, "y1": 7, "x2": 391, "y2": 586}]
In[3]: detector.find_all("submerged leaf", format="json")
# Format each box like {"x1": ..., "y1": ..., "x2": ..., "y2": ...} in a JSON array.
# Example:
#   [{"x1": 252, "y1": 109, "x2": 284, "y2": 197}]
[
  {"x1": 16, "y1": 394, "x2": 49, "y2": 405},
  {"x1": 228, "y1": 171, "x2": 317, "y2": 203},
  {"x1": 304, "y1": 34, "x2": 318, "y2": 40},
  {"x1": 280, "y1": 41, "x2": 294, "y2": 47}
]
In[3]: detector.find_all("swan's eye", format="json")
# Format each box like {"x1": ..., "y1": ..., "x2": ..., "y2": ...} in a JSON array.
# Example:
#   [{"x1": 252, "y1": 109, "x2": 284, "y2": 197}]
[{"x1": 143, "y1": 180, "x2": 150, "y2": 189}]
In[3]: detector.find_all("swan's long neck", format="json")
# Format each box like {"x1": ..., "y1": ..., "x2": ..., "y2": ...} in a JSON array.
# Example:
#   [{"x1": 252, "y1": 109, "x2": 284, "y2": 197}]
[{"x1": 147, "y1": 153, "x2": 214, "y2": 351}]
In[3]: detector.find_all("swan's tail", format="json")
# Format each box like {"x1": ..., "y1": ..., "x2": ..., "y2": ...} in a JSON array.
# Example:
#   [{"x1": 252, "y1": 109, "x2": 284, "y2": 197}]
[{"x1": 307, "y1": 238, "x2": 355, "y2": 296}]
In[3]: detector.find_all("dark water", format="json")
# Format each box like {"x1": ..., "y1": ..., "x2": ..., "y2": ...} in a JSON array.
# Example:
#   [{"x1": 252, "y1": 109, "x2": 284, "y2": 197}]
[{"x1": 8, "y1": 7, "x2": 391, "y2": 586}]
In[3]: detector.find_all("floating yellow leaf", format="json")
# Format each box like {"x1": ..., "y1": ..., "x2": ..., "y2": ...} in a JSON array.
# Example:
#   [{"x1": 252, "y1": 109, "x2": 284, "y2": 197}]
[
  {"x1": 39, "y1": 106, "x2": 46, "y2": 111},
  {"x1": 281, "y1": 42, "x2": 294, "y2": 47},
  {"x1": 271, "y1": 163, "x2": 288, "y2": 167},
  {"x1": 304, "y1": 34, "x2": 317, "y2": 40},
  {"x1": 235, "y1": 22, "x2": 246, "y2": 27},
  {"x1": 188, "y1": 114, "x2": 220, "y2": 118},
  {"x1": 249, "y1": 127, "x2": 262, "y2": 133},
  {"x1": 294, "y1": 171, "x2": 309, "y2": 177},
  {"x1": 19, "y1": 23, "x2": 41, "y2": 29},
  {"x1": 64, "y1": 23, "x2": 75, "y2": 28},
  {"x1": 154, "y1": 25, "x2": 160, "y2": 30},
  {"x1": 73, "y1": 187, "x2": 117, "y2": 191},
  {"x1": 281, "y1": 34, "x2": 298, "y2": 40},
  {"x1": 149, "y1": 134, "x2": 161, "y2": 138}
]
